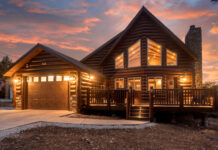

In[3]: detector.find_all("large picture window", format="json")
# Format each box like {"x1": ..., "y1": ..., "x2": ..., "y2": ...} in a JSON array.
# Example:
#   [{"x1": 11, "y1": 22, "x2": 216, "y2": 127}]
[
  {"x1": 115, "y1": 53, "x2": 124, "y2": 69},
  {"x1": 147, "y1": 39, "x2": 162, "y2": 66},
  {"x1": 128, "y1": 40, "x2": 141, "y2": 67},
  {"x1": 128, "y1": 77, "x2": 141, "y2": 91},
  {"x1": 167, "y1": 49, "x2": 177, "y2": 66},
  {"x1": 148, "y1": 78, "x2": 162, "y2": 91},
  {"x1": 115, "y1": 78, "x2": 124, "y2": 89}
]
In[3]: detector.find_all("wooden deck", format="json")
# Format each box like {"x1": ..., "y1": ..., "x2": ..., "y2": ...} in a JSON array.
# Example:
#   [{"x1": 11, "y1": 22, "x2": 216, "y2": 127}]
[{"x1": 82, "y1": 87, "x2": 218, "y2": 120}]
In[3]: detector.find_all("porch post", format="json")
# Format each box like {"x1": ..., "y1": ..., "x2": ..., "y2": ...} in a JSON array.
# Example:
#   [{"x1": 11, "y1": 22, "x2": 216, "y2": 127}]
[
  {"x1": 179, "y1": 86, "x2": 184, "y2": 109},
  {"x1": 149, "y1": 87, "x2": 154, "y2": 122}
]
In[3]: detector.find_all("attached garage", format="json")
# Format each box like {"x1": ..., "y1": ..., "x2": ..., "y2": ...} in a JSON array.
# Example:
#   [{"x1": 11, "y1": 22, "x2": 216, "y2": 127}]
[
  {"x1": 4, "y1": 43, "x2": 105, "y2": 112},
  {"x1": 28, "y1": 79, "x2": 68, "y2": 110}
]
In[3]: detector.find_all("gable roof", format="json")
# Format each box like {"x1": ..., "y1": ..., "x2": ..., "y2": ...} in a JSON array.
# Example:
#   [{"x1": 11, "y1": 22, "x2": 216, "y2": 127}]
[
  {"x1": 81, "y1": 31, "x2": 123, "y2": 63},
  {"x1": 4, "y1": 43, "x2": 104, "y2": 77},
  {"x1": 82, "y1": 6, "x2": 197, "y2": 66}
]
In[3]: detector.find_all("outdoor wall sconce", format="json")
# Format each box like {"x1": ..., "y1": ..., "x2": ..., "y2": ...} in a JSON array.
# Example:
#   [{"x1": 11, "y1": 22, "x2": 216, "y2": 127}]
[
  {"x1": 14, "y1": 79, "x2": 18, "y2": 83},
  {"x1": 90, "y1": 75, "x2": 94, "y2": 80}
]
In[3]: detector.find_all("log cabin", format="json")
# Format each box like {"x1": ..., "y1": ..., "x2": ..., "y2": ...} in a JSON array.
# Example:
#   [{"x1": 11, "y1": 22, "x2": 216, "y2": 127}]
[{"x1": 4, "y1": 6, "x2": 217, "y2": 121}]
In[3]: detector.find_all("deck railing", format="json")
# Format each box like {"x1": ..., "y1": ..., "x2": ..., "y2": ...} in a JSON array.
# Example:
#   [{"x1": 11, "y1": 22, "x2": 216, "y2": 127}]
[
  {"x1": 85, "y1": 89, "x2": 129, "y2": 106},
  {"x1": 151, "y1": 88, "x2": 215, "y2": 107}
]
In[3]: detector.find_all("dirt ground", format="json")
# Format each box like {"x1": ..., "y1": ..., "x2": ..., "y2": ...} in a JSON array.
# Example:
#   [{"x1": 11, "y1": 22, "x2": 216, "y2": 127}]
[{"x1": 0, "y1": 122, "x2": 218, "y2": 150}]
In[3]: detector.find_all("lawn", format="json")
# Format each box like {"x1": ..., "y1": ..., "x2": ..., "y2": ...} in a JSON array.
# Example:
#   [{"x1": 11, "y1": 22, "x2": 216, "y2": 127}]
[{"x1": 0, "y1": 122, "x2": 218, "y2": 150}]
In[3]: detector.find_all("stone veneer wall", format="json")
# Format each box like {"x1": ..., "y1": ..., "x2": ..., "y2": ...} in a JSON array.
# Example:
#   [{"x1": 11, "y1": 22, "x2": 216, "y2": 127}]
[{"x1": 185, "y1": 25, "x2": 202, "y2": 88}]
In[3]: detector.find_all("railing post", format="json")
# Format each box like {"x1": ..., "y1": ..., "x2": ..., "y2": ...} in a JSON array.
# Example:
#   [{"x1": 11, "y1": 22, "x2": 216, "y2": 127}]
[
  {"x1": 107, "y1": 89, "x2": 111, "y2": 112},
  {"x1": 126, "y1": 89, "x2": 130, "y2": 119},
  {"x1": 87, "y1": 88, "x2": 90, "y2": 107},
  {"x1": 179, "y1": 86, "x2": 184, "y2": 109},
  {"x1": 213, "y1": 85, "x2": 218, "y2": 111},
  {"x1": 149, "y1": 87, "x2": 154, "y2": 122}
]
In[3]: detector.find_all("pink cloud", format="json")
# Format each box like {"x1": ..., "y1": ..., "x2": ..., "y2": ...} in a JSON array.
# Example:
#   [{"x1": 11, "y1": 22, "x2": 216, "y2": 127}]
[
  {"x1": 104, "y1": 1, "x2": 140, "y2": 16},
  {"x1": 0, "y1": 33, "x2": 90, "y2": 52},
  {"x1": 84, "y1": 17, "x2": 101, "y2": 26},
  {"x1": 0, "y1": 10, "x2": 4, "y2": 15}
]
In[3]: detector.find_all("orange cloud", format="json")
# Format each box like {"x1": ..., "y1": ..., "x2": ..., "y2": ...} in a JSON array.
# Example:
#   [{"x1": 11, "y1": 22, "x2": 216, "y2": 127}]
[
  {"x1": 155, "y1": 9, "x2": 217, "y2": 20},
  {"x1": 210, "y1": 23, "x2": 218, "y2": 34},
  {"x1": 0, "y1": 33, "x2": 90, "y2": 52},
  {"x1": 84, "y1": 17, "x2": 101, "y2": 26},
  {"x1": 27, "y1": 8, "x2": 87, "y2": 16},
  {"x1": 104, "y1": 1, "x2": 140, "y2": 16}
]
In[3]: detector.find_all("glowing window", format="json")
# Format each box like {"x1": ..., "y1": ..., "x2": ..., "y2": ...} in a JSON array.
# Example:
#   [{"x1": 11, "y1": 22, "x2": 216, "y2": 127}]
[
  {"x1": 64, "y1": 76, "x2": 70, "y2": 81},
  {"x1": 41, "y1": 76, "x2": 47, "y2": 82},
  {"x1": 167, "y1": 49, "x2": 177, "y2": 66},
  {"x1": 48, "y1": 76, "x2": 54, "y2": 82},
  {"x1": 115, "y1": 78, "x2": 124, "y2": 89},
  {"x1": 115, "y1": 53, "x2": 124, "y2": 69},
  {"x1": 27, "y1": 77, "x2": 32, "y2": 82},
  {"x1": 148, "y1": 78, "x2": 162, "y2": 90},
  {"x1": 33, "y1": 77, "x2": 39, "y2": 82},
  {"x1": 128, "y1": 77, "x2": 141, "y2": 91},
  {"x1": 56, "y1": 75, "x2": 62, "y2": 81},
  {"x1": 147, "y1": 39, "x2": 162, "y2": 66},
  {"x1": 128, "y1": 40, "x2": 141, "y2": 67}
]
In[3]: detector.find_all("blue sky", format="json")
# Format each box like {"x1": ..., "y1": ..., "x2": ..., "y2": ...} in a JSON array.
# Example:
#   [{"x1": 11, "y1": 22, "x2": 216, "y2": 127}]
[{"x1": 0, "y1": 0, "x2": 217, "y2": 82}]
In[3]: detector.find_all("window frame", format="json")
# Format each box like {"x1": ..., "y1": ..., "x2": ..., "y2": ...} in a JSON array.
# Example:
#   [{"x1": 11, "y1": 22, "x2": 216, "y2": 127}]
[
  {"x1": 114, "y1": 78, "x2": 125, "y2": 89},
  {"x1": 115, "y1": 53, "x2": 124, "y2": 69},
  {"x1": 127, "y1": 77, "x2": 141, "y2": 91},
  {"x1": 48, "y1": 75, "x2": 54, "y2": 82},
  {"x1": 41, "y1": 76, "x2": 47, "y2": 82},
  {"x1": 33, "y1": 76, "x2": 39, "y2": 82},
  {"x1": 56, "y1": 75, "x2": 63, "y2": 82},
  {"x1": 147, "y1": 38, "x2": 162, "y2": 66},
  {"x1": 147, "y1": 77, "x2": 163, "y2": 91},
  {"x1": 127, "y1": 39, "x2": 141, "y2": 68},
  {"x1": 166, "y1": 49, "x2": 178, "y2": 66}
]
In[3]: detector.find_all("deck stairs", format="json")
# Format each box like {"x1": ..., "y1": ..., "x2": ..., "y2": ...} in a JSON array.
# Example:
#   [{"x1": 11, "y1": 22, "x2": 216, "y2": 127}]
[{"x1": 129, "y1": 106, "x2": 150, "y2": 120}]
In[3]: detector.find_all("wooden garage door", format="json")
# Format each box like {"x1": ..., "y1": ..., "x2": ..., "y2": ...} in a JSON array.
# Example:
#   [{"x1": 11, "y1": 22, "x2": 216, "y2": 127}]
[{"x1": 28, "y1": 82, "x2": 68, "y2": 110}]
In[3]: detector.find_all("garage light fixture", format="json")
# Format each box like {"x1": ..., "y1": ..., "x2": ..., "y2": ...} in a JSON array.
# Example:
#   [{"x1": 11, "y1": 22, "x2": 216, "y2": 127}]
[
  {"x1": 14, "y1": 79, "x2": 18, "y2": 83},
  {"x1": 90, "y1": 75, "x2": 94, "y2": 80}
]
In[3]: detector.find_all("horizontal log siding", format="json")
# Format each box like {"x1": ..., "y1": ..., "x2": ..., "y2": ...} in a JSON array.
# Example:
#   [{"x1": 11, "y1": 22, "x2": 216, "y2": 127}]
[
  {"x1": 18, "y1": 50, "x2": 74, "y2": 73},
  {"x1": 102, "y1": 12, "x2": 194, "y2": 103}
]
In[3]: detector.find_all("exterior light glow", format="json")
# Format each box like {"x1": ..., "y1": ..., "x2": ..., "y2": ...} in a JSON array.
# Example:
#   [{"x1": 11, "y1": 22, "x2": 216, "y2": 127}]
[
  {"x1": 64, "y1": 76, "x2": 70, "y2": 81},
  {"x1": 181, "y1": 77, "x2": 187, "y2": 82},
  {"x1": 90, "y1": 75, "x2": 94, "y2": 80},
  {"x1": 14, "y1": 79, "x2": 18, "y2": 83},
  {"x1": 70, "y1": 77, "x2": 75, "y2": 81}
]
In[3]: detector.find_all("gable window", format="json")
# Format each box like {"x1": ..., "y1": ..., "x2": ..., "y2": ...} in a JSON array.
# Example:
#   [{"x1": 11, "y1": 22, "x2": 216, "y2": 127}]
[
  {"x1": 128, "y1": 77, "x2": 141, "y2": 91},
  {"x1": 33, "y1": 77, "x2": 39, "y2": 82},
  {"x1": 115, "y1": 53, "x2": 124, "y2": 69},
  {"x1": 128, "y1": 40, "x2": 141, "y2": 67},
  {"x1": 41, "y1": 76, "x2": 47, "y2": 82},
  {"x1": 167, "y1": 49, "x2": 177, "y2": 66},
  {"x1": 147, "y1": 39, "x2": 162, "y2": 66},
  {"x1": 148, "y1": 78, "x2": 162, "y2": 91},
  {"x1": 48, "y1": 76, "x2": 54, "y2": 82},
  {"x1": 115, "y1": 78, "x2": 124, "y2": 89}
]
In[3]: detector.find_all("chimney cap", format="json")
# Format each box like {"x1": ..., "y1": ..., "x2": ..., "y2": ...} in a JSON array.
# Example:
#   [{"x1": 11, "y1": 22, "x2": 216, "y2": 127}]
[{"x1": 190, "y1": 25, "x2": 196, "y2": 30}]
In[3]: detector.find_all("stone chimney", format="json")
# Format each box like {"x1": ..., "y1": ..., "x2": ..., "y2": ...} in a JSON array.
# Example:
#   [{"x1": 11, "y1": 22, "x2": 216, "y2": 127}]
[{"x1": 185, "y1": 25, "x2": 202, "y2": 88}]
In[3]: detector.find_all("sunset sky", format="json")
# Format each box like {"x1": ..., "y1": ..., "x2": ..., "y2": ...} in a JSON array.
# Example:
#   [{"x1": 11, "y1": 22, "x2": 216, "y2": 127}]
[{"x1": 0, "y1": 0, "x2": 217, "y2": 82}]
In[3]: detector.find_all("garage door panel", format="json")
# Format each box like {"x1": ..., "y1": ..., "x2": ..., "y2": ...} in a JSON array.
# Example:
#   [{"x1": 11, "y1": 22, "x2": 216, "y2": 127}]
[{"x1": 28, "y1": 82, "x2": 68, "y2": 110}]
